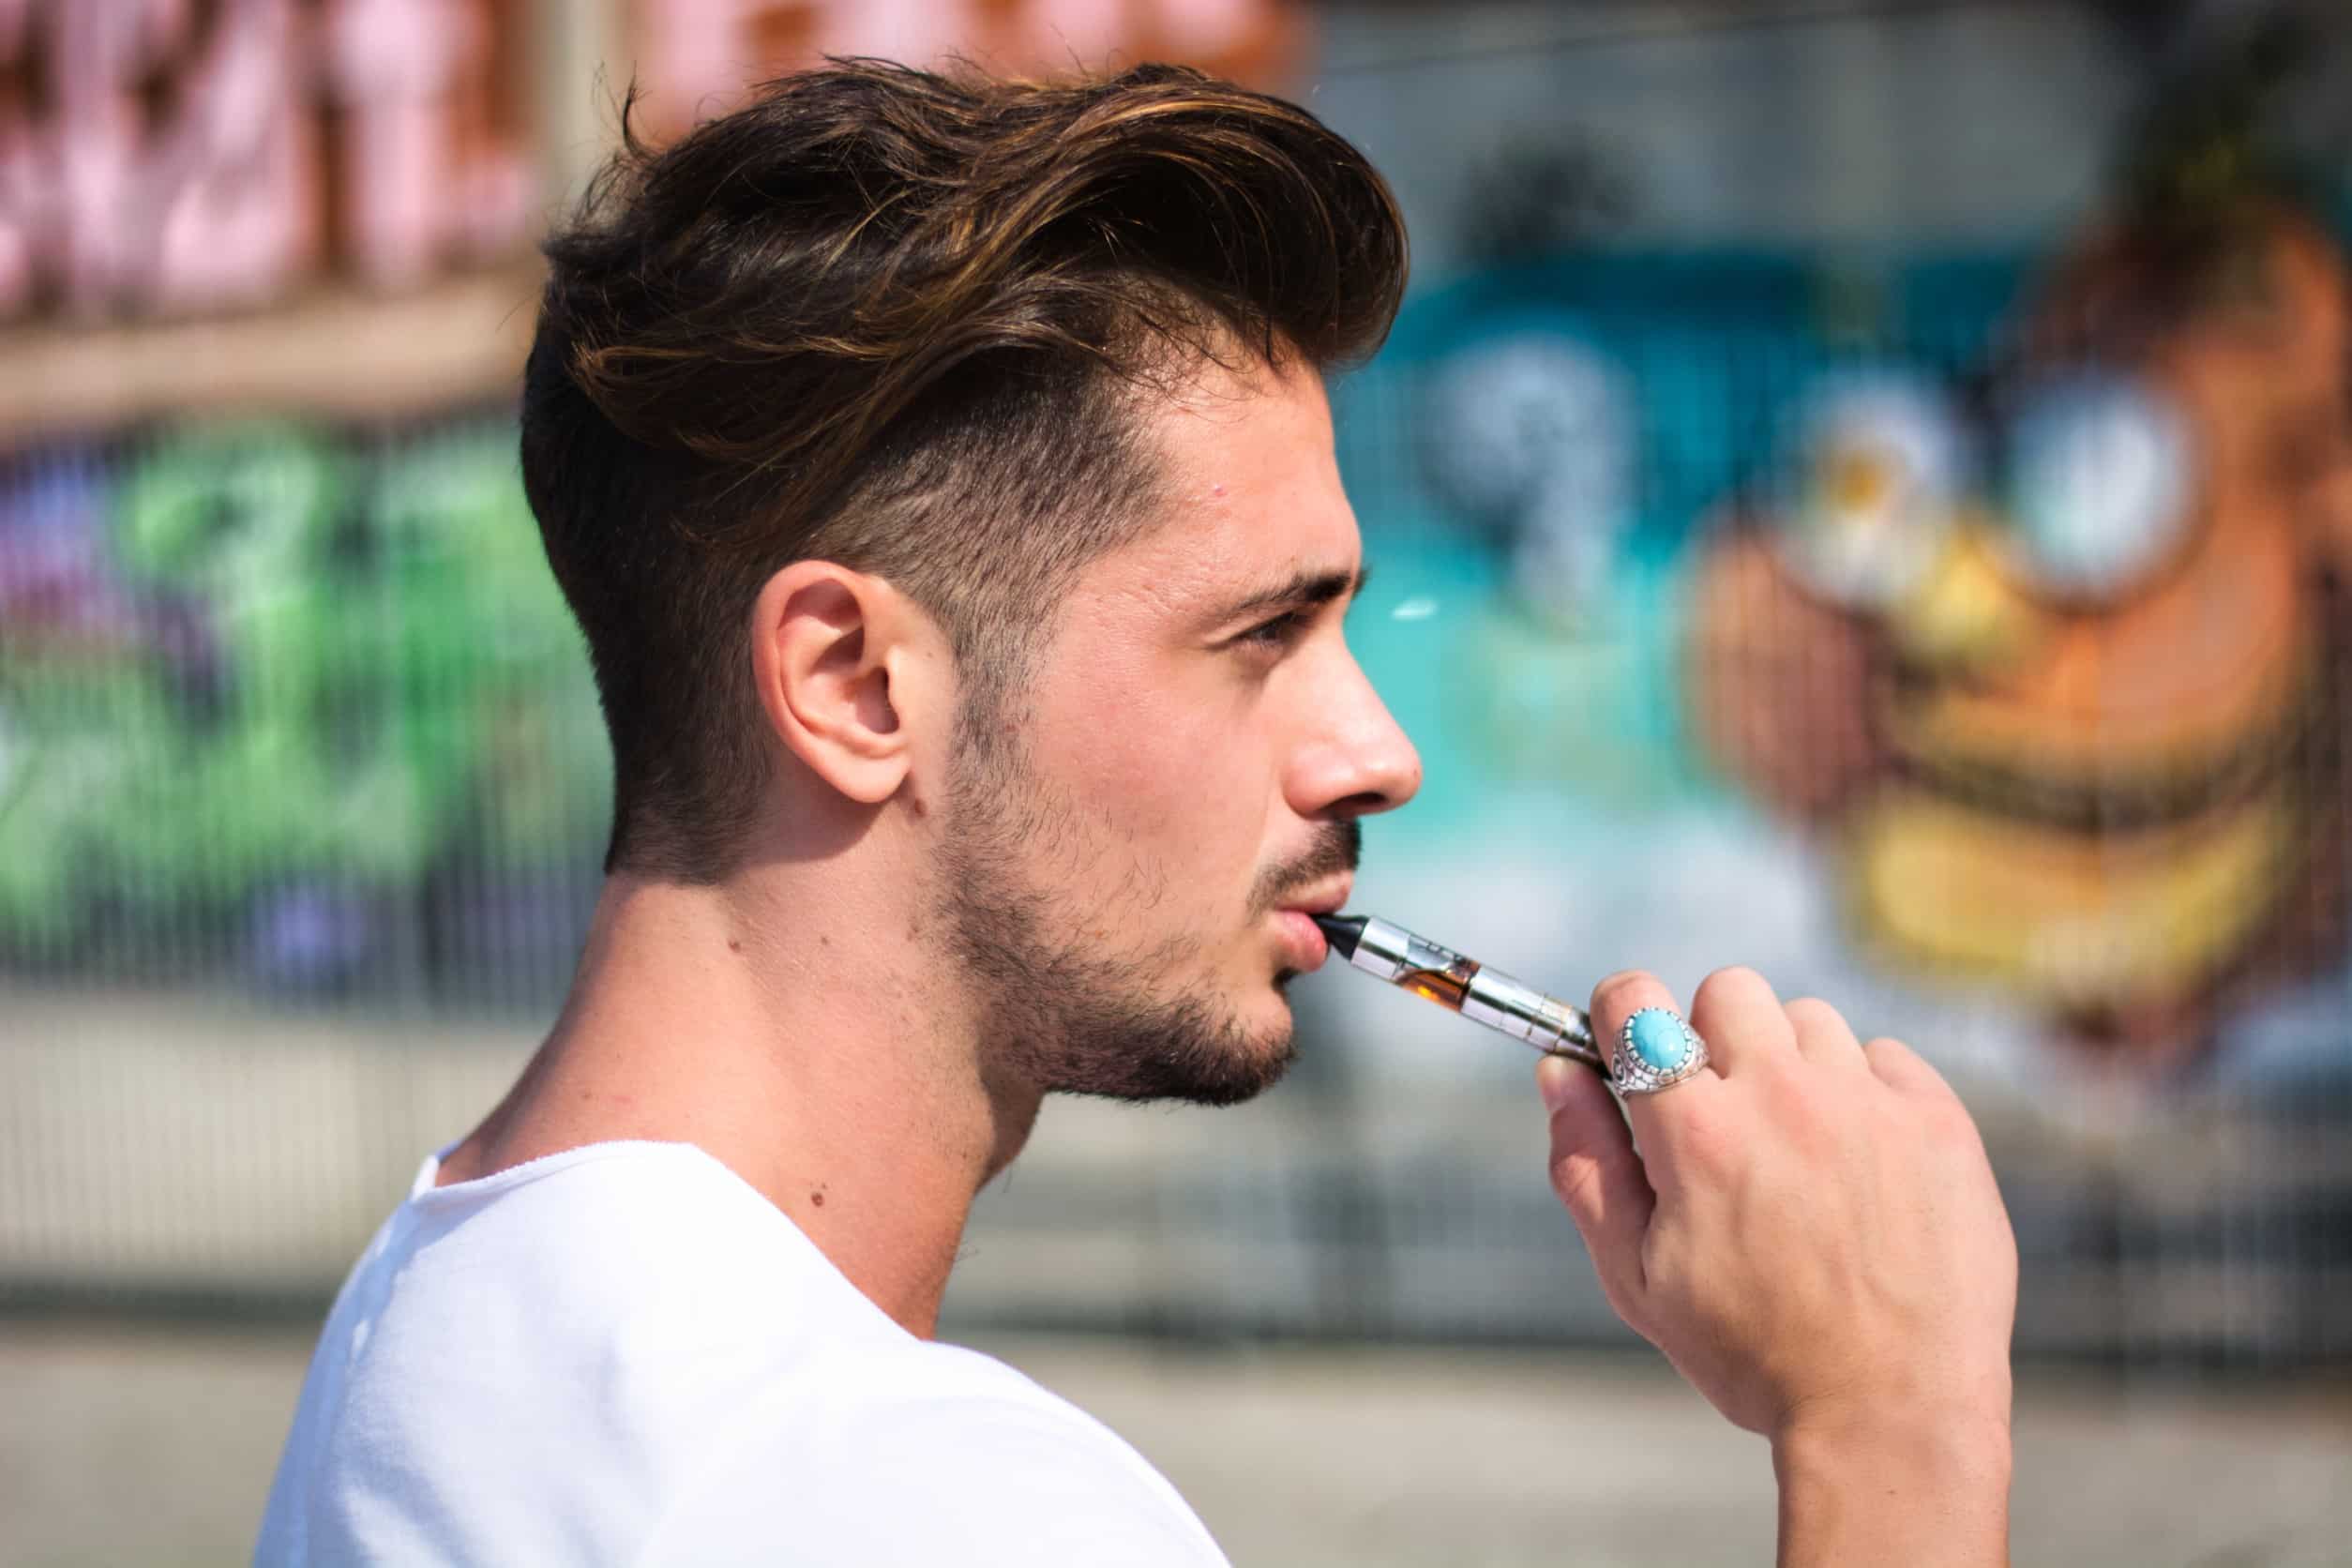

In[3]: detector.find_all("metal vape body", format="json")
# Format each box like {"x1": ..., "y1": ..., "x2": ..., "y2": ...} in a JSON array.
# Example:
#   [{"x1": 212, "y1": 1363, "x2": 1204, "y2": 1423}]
[{"x1": 1326, "y1": 914, "x2": 1606, "y2": 1074}]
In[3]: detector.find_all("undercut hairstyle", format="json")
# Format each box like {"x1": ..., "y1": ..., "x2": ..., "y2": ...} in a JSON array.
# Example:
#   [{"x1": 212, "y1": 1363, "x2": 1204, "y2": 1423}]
[{"x1": 520, "y1": 60, "x2": 1409, "y2": 882}]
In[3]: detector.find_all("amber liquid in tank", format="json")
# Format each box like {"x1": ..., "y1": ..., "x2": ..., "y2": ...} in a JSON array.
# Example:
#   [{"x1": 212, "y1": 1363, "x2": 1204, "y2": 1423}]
[{"x1": 1399, "y1": 957, "x2": 1481, "y2": 1010}]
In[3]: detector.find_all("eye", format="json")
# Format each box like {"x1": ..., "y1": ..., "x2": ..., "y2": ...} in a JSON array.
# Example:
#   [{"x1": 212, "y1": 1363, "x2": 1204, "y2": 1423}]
[
  {"x1": 1234, "y1": 609, "x2": 1311, "y2": 650},
  {"x1": 1770, "y1": 374, "x2": 1970, "y2": 610},
  {"x1": 1995, "y1": 373, "x2": 2194, "y2": 600}
]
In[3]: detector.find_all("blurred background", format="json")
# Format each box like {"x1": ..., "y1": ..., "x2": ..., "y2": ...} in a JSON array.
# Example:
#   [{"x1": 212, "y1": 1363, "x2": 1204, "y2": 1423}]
[{"x1": 5, "y1": 1, "x2": 2352, "y2": 1563}]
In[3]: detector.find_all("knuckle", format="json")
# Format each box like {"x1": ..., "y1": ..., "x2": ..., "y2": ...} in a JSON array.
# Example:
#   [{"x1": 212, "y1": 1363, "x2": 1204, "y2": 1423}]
[
  {"x1": 1786, "y1": 996, "x2": 1841, "y2": 1027},
  {"x1": 1693, "y1": 966, "x2": 1778, "y2": 1026},
  {"x1": 1862, "y1": 1035, "x2": 1914, "y2": 1071},
  {"x1": 1591, "y1": 969, "x2": 1659, "y2": 1013}
]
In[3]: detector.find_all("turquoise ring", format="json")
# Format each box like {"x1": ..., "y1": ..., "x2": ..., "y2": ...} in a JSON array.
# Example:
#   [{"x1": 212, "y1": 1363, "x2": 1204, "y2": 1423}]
[{"x1": 1613, "y1": 1007, "x2": 1711, "y2": 1094}]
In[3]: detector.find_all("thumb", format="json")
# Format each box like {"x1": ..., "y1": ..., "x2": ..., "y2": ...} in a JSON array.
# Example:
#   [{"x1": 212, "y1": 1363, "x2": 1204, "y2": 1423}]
[{"x1": 1538, "y1": 1054, "x2": 1655, "y2": 1318}]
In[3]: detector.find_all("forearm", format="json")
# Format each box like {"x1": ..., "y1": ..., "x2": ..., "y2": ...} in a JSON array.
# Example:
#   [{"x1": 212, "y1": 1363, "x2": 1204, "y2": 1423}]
[{"x1": 1772, "y1": 1412, "x2": 2012, "y2": 1568}]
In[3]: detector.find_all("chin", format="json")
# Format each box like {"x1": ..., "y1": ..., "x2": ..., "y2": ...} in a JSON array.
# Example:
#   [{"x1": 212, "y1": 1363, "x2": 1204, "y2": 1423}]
[
  {"x1": 1021, "y1": 978, "x2": 1299, "y2": 1107},
  {"x1": 1184, "y1": 1033, "x2": 1299, "y2": 1107},
  {"x1": 1172, "y1": 995, "x2": 1302, "y2": 1107}
]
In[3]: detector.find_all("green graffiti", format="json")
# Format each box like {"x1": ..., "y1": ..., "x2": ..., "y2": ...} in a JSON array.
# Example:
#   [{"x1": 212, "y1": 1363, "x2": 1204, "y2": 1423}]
[{"x1": 0, "y1": 417, "x2": 609, "y2": 964}]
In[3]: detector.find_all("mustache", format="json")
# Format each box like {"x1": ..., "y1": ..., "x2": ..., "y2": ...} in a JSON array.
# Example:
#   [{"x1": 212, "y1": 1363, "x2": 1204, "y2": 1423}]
[{"x1": 1249, "y1": 819, "x2": 1362, "y2": 917}]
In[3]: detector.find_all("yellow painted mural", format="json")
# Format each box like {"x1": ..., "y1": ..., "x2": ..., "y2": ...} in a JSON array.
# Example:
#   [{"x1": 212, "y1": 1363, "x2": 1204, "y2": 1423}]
[{"x1": 1691, "y1": 202, "x2": 2352, "y2": 1066}]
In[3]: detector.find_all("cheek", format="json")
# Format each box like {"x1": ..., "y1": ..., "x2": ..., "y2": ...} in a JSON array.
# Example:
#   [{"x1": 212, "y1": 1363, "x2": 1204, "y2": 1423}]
[{"x1": 1039, "y1": 662, "x2": 1274, "y2": 875}]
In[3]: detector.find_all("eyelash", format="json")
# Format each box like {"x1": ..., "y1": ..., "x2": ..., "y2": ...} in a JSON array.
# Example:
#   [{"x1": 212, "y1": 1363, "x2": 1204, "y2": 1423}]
[{"x1": 1235, "y1": 610, "x2": 1312, "y2": 650}]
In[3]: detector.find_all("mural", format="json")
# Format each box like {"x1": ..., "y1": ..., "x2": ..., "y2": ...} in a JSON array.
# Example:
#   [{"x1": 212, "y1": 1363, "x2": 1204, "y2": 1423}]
[
  {"x1": 0, "y1": 418, "x2": 608, "y2": 999},
  {"x1": 627, "y1": 0, "x2": 1306, "y2": 143},
  {"x1": 0, "y1": 0, "x2": 1304, "y2": 322},
  {"x1": 0, "y1": 0, "x2": 536, "y2": 320},
  {"x1": 7, "y1": 201, "x2": 2346, "y2": 1086},
  {"x1": 1334, "y1": 210, "x2": 2350, "y2": 1088},
  {"x1": 0, "y1": 0, "x2": 1321, "y2": 1006},
  {"x1": 1691, "y1": 204, "x2": 2352, "y2": 1071},
  {"x1": 0, "y1": 5, "x2": 2342, "y2": 1089}
]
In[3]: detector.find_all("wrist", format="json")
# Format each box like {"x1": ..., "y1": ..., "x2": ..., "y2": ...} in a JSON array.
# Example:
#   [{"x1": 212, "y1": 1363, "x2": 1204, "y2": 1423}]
[
  {"x1": 1772, "y1": 1403, "x2": 2013, "y2": 1485},
  {"x1": 1772, "y1": 1405, "x2": 2013, "y2": 1568}
]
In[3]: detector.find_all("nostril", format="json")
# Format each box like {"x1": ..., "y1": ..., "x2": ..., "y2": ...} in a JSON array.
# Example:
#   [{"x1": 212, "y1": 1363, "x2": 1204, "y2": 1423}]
[{"x1": 1328, "y1": 790, "x2": 1393, "y2": 818}]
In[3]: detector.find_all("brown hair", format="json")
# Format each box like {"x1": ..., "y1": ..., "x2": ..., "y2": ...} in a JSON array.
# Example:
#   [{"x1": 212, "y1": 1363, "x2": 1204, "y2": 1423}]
[{"x1": 520, "y1": 59, "x2": 1408, "y2": 881}]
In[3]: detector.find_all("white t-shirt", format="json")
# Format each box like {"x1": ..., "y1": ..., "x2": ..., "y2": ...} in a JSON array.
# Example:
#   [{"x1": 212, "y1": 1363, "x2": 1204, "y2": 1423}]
[{"x1": 255, "y1": 1140, "x2": 1229, "y2": 1566}]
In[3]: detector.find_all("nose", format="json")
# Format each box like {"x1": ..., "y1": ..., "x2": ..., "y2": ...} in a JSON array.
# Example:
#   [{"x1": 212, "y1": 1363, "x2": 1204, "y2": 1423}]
[
  {"x1": 1887, "y1": 518, "x2": 2044, "y2": 676},
  {"x1": 1287, "y1": 649, "x2": 1423, "y2": 822}
]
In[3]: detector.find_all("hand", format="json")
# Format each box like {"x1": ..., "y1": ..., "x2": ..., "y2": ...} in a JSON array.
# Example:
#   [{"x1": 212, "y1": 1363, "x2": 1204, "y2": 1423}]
[{"x1": 1539, "y1": 969, "x2": 2017, "y2": 1563}]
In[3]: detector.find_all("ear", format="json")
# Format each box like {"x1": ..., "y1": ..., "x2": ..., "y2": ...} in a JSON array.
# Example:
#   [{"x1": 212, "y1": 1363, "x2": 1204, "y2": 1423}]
[{"x1": 749, "y1": 562, "x2": 940, "y2": 807}]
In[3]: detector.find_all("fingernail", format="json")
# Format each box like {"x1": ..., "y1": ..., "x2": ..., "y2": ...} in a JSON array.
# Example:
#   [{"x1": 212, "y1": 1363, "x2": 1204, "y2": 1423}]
[{"x1": 1536, "y1": 1055, "x2": 1577, "y2": 1114}]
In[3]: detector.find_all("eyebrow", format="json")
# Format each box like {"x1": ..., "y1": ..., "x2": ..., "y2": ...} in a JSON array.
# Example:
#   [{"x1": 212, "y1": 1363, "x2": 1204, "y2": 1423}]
[{"x1": 1214, "y1": 563, "x2": 1372, "y2": 626}]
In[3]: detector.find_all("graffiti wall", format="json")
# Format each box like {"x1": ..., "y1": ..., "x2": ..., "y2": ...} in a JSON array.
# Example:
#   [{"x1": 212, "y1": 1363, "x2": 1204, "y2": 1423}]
[
  {"x1": 1, "y1": 4, "x2": 2344, "y2": 1359},
  {"x1": 8, "y1": 198, "x2": 2350, "y2": 1081},
  {"x1": 1331, "y1": 201, "x2": 2352, "y2": 1095},
  {"x1": 0, "y1": 0, "x2": 1304, "y2": 324},
  {"x1": 0, "y1": 418, "x2": 609, "y2": 1003},
  {"x1": 0, "y1": 0, "x2": 538, "y2": 320},
  {"x1": 0, "y1": 0, "x2": 1312, "y2": 1003},
  {"x1": 626, "y1": 0, "x2": 1305, "y2": 142}
]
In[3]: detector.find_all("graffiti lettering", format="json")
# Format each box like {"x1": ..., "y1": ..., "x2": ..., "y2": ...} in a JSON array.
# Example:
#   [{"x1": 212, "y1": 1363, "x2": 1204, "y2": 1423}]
[
  {"x1": 0, "y1": 417, "x2": 606, "y2": 995},
  {"x1": 0, "y1": 0, "x2": 533, "y2": 320},
  {"x1": 627, "y1": 0, "x2": 1302, "y2": 142}
]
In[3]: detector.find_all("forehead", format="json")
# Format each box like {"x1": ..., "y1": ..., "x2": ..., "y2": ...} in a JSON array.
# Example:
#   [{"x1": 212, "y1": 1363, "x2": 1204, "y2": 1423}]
[{"x1": 1083, "y1": 356, "x2": 1360, "y2": 612}]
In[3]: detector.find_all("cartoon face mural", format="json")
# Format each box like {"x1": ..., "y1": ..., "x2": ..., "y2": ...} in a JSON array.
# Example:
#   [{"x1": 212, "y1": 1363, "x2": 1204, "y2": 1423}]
[{"x1": 1690, "y1": 204, "x2": 2352, "y2": 1066}]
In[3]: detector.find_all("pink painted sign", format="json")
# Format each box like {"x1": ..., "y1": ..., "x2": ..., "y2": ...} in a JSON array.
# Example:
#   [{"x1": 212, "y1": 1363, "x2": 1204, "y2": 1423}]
[
  {"x1": 0, "y1": 0, "x2": 534, "y2": 322},
  {"x1": 627, "y1": 0, "x2": 1305, "y2": 143},
  {"x1": 0, "y1": 0, "x2": 1303, "y2": 322}
]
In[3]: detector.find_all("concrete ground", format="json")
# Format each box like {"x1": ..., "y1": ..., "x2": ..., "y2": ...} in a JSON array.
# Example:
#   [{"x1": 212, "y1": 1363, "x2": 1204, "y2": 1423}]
[{"x1": 4, "y1": 1320, "x2": 2350, "y2": 1567}]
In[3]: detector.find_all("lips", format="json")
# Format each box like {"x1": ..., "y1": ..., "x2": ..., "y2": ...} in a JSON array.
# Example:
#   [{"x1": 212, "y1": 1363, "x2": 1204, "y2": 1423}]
[
  {"x1": 1276, "y1": 876, "x2": 1353, "y2": 919},
  {"x1": 1272, "y1": 877, "x2": 1352, "y2": 972}
]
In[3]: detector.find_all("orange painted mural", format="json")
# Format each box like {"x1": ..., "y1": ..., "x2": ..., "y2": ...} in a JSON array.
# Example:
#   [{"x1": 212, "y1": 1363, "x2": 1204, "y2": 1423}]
[{"x1": 1690, "y1": 201, "x2": 2352, "y2": 1068}]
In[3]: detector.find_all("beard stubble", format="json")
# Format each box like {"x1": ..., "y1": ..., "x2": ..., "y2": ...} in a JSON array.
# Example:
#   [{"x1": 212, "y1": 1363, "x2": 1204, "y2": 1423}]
[{"x1": 933, "y1": 714, "x2": 1361, "y2": 1108}]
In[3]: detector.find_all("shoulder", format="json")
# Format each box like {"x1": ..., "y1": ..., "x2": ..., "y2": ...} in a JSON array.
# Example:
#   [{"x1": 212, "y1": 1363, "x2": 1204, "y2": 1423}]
[
  {"x1": 633, "y1": 1343, "x2": 1229, "y2": 1567},
  {"x1": 390, "y1": 1140, "x2": 875, "y2": 1339}
]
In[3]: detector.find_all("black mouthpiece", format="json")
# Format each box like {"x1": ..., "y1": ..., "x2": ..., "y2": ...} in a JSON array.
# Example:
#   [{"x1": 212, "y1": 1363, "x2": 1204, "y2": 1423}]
[{"x1": 1310, "y1": 912, "x2": 1366, "y2": 960}]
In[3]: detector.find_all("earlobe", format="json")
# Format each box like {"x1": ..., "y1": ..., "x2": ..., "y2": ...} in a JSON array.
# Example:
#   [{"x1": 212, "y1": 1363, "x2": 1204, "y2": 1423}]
[{"x1": 751, "y1": 565, "x2": 913, "y2": 806}]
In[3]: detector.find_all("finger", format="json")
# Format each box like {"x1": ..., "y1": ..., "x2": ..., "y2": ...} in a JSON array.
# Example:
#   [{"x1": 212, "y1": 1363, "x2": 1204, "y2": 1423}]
[
  {"x1": 1862, "y1": 1034, "x2": 1952, "y2": 1096},
  {"x1": 1786, "y1": 996, "x2": 1866, "y2": 1069},
  {"x1": 1589, "y1": 970, "x2": 1702, "y2": 1069},
  {"x1": 1685, "y1": 965, "x2": 1795, "y2": 1076},
  {"x1": 1586, "y1": 970, "x2": 1723, "y2": 1168},
  {"x1": 1538, "y1": 1054, "x2": 1654, "y2": 1319}
]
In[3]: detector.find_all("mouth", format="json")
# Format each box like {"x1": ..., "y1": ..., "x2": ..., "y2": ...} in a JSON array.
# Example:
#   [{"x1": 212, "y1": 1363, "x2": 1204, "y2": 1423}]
[
  {"x1": 1893, "y1": 688, "x2": 2312, "y2": 833},
  {"x1": 1271, "y1": 876, "x2": 1354, "y2": 972},
  {"x1": 1277, "y1": 877, "x2": 1354, "y2": 918}
]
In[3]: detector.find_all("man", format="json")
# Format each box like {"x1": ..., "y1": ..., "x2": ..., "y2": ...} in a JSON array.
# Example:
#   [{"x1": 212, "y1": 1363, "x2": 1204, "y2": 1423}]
[{"x1": 257, "y1": 61, "x2": 2017, "y2": 1565}]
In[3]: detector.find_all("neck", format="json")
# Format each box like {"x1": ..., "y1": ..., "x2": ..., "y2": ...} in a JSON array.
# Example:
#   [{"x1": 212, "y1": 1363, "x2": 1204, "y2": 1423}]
[{"x1": 439, "y1": 864, "x2": 1038, "y2": 1338}]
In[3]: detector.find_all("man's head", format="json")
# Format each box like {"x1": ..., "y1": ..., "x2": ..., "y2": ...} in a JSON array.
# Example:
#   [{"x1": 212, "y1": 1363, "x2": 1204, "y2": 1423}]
[{"x1": 520, "y1": 62, "x2": 1420, "y2": 1102}]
